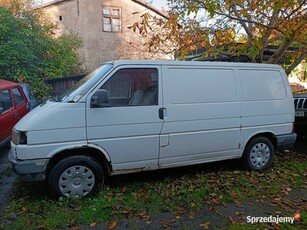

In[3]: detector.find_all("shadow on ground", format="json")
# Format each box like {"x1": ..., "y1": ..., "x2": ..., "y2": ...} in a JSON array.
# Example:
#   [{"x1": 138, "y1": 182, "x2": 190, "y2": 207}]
[{"x1": 8, "y1": 135, "x2": 307, "y2": 202}]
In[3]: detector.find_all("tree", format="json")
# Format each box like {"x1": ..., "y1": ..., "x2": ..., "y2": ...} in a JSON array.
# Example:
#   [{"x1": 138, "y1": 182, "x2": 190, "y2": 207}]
[
  {"x1": 0, "y1": 0, "x2": 83, "y2": 98},
  {"x1": 132, "y1": 0, "x2": 306, "y2": 75}
]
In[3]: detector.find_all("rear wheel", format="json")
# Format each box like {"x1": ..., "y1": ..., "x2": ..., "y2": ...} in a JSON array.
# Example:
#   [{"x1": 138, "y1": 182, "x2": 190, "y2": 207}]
[
  {"x1": 48, "y1": 156, "x2": 104, "y2": 198},
  {"x1": 242, "y1": 137, "x2": 274, "y2": 171}
]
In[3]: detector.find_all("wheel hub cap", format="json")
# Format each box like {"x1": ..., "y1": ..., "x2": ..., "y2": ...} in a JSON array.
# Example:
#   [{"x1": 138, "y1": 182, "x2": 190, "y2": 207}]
[
  {"x1": 58, "y1": 165, "x2": 95, "y2": 198},
  {"x1": 250, "y1": 143, "x2": 270, "y2": 168}
]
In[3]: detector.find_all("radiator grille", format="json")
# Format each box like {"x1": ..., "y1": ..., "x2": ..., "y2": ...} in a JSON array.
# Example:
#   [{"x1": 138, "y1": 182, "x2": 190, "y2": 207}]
[{"x1": 294, "y1": 98, "x2": 307, "y2": 109}]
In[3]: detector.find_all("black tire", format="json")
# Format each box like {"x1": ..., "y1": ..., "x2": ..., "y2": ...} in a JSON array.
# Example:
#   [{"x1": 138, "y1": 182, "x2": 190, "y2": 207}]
[
  {"x1": 48, "y1": 156, "x2": 104, "y2": 198},
  {"x1": 241, "y1": 137, "x2": 274, "y2": 171}
]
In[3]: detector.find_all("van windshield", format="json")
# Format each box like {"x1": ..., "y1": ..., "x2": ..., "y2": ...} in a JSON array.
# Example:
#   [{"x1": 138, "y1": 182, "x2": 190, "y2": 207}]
[{"x1": 58, "y1": 64, "x2": 113, "y2": 103}]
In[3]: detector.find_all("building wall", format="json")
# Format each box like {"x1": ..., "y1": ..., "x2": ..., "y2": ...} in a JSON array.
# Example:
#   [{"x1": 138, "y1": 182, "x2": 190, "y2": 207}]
[{"x1": 43, "y1": 0, "x2": 171, "y2": 72}]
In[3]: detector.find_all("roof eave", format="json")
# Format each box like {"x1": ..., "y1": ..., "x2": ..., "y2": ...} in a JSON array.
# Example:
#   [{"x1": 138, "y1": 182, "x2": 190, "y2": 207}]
[
  {"x1": 36, "y1": 0, "x2": 169, "y2": 19},
  {"x1": 129, "y1": 0, "x2": 169, "y2": 19}
]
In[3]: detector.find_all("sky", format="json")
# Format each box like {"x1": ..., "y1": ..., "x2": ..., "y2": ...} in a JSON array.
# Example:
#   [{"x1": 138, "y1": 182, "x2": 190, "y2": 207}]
[{"x1": 150, "y1": 0, "x2": 168, "y2": 10}]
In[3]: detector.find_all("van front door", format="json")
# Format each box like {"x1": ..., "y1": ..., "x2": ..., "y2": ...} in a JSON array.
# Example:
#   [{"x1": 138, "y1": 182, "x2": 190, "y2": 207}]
[{"x1": 86, "y1": 67, "x2": 163, "y2": 171}]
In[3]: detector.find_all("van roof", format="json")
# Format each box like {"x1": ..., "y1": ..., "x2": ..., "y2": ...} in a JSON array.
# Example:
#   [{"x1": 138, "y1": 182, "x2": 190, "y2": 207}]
[
  {"x1": 0, "y1": 79, "x2": 20, "y2": 91},
  {"x1": 106, "y1": 60, "x2": 282, "y2": 69}
]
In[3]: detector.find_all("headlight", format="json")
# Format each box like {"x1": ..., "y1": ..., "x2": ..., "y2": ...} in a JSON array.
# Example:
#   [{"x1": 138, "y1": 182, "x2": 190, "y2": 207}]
[{"x1": 12, "y1": 129, "x2": 27, "y2": 145}]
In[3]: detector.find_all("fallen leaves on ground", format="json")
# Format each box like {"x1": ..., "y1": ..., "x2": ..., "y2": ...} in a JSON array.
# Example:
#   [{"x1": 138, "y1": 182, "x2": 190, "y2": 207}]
[{"x1": 2, "y1": 141, "x2": 306, "y2": 230}]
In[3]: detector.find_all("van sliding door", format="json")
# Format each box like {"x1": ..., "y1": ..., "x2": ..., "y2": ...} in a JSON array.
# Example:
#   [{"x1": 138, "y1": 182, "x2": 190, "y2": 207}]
[{"x1": 159, "y1": 67, "x2": 241, "y2": 166}]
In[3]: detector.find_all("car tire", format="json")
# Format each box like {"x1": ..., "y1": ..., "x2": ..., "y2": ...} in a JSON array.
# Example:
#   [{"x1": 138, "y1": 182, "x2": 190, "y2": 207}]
[
  {"x1": 48, "y1": 155, "x2": 104, "y2": 198},
  {"x1": 242, "y1": 137, "x2": 274, "y2": 171}
]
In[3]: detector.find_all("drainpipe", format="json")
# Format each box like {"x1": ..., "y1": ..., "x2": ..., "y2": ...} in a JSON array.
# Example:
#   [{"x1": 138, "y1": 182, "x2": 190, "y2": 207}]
[{"x1": 77, "y1": 0, "x2": 80, "y2": 16}]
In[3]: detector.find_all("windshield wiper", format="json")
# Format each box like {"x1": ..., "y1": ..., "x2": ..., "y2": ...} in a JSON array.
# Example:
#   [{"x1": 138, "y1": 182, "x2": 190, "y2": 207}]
[
  {"x1": 66, "y1": 95, "x2": 82, "y2": 103},
  {"x1": 50, "y1": 96, "x2": 59, "y2": 102}
]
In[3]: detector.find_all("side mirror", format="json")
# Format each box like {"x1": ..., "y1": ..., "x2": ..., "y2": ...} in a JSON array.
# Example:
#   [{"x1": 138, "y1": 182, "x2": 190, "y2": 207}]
[
  {"x1": 90, "y1": 89, "x2": 112, "y2": 108},
  {"x1": 0, "y1": 107, "x2": 3, "y2": 114}
]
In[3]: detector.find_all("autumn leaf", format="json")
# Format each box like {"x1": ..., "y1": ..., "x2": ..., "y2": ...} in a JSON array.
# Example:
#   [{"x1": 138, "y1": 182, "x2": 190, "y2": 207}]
[
  {"x1": 228, "y1": 216, "x2": 237, "y2": 225},
  {"x1": 73, "y1": 205, "x2": 82, "y2": 211},
  {"x1": 234, "y1": 201, "x2": 243, "y2": 208},
  {"x1": 199, "y1": 221, "x2": 210, "y2": 229},
  {"x1": 89, "y1": 222, "x2": 96, "y2": 227},
  {"x1": 230, "y1": 191, "x2": 239, "y2": 199},
  {"x1": 119, "y1": 210, "x2": 131, "y2": 214},
  {"x1": 176, "y1": 207, "x2": 185, "y2": 214},
  {"x1": 70, "y1": 227, "x2": 80, "y2": 230},
  {"x1": 161, "y1": 219, "x2": 177, "y2": 224},
  {"x1": 138, "y1": 210, "x2": 150, "y2": 221},
  {"x1": 211, "y1": 199, "x2": 218, "y2": 205},
  {"x1": 138, "y1": 210, "x2": 147, "y2": 217},
  {"x1": 108, "y1": 221, "x2": 117, "y2": 230},
  {"x1": 132, "y1": 192, "x2": 138, "y2": 200},
  {"x1": 209, "y1": 193, "x2": 216, "y2": 197}
]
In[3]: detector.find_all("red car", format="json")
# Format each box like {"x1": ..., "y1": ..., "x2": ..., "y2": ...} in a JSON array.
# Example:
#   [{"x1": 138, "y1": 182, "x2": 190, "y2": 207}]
[{"x1": 0, "y1": 80, "x2": 30, "y2": 149}]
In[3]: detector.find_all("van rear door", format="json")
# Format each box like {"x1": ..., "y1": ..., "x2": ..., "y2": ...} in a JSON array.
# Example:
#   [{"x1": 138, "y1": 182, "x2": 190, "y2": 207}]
[{"x1": 159, "y1": 66, "x2": 241, "y2": 166}]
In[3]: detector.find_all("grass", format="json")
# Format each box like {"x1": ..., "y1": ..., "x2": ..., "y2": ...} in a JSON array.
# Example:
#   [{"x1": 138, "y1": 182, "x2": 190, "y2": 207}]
[
  {"x1": 0, "y1": 141, "x2": 306, "y2": 229},
  {"x1": 0, "y1": 167, "x2": 11, "y2": 179}
]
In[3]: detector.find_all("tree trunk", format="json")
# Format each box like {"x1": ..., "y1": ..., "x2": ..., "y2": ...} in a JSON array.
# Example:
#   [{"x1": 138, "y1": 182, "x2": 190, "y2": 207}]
[
  {"x1": 285, "y1": 52, "x2": 307, "y2": 76},
  {"x1": 268, "y1": 33, "x2": 295, "y2": 64}
]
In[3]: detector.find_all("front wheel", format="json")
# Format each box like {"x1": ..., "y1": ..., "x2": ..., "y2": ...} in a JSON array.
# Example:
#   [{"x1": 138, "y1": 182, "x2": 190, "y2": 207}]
[
  {"x1": 241, "y1": 137, "x2": 274, "y2": 171},
  {"x1": 48, "y1": 156, "x2": 104, "y2": 198}
]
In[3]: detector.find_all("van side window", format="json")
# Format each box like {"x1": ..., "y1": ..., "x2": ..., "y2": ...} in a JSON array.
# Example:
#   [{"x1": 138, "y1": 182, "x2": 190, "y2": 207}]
[
  {"x1": 12, "y1": 88, "x2": 25, "y2": 107},
  {"x1": 0, "y1": 90, "x2": 13, "y2": 112},
  {"x1": 101, "y1": 68, "x2": 158, "y2": 106}
]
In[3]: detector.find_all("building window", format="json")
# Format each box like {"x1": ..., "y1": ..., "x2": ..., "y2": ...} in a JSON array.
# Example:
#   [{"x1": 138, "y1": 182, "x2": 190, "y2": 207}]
[{"x1": 102, "y1": 6, "x2": 121, "y2": 32}]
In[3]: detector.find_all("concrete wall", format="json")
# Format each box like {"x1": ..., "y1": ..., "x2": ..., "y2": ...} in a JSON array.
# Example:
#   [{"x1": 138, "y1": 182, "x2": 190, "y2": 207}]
[{"x1": 42, "y1": 0, "x2": 171, "y2": 72}]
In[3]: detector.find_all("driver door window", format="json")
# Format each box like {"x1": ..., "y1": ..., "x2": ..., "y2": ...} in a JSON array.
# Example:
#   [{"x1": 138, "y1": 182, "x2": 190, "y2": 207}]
[
  {"x1": 101, "y1": 68, "x2": 158, "y2": 106},
  {"x1": 12, "y1": 87, "x2": 25, "y2": 107}
]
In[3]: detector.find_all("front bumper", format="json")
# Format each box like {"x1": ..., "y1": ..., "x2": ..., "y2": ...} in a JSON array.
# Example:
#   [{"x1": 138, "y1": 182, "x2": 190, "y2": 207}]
[
  {"x1": 276, "y1": 133, "x2": 297, "y2": 151},
  {"x1": 8, "y1": 150, "x2": 48, "y2": 181}
]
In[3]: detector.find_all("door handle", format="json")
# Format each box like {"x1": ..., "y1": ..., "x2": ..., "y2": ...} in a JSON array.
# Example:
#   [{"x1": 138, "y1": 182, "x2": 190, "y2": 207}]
[
  {"x1": 159, "y1": 108, "x2": 166, "y2": 120},
  {"x1": 13, "y1": 112, "x2": 18, "y2": 117}
]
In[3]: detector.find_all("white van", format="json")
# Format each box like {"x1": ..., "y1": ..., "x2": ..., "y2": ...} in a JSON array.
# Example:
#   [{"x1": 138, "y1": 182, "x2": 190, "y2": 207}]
[{"x1": 9, "y1": 60, "x2": 296, "y2": 198}]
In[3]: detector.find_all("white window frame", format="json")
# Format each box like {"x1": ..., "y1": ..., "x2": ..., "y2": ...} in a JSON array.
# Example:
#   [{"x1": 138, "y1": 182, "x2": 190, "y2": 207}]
[{"x1": 102, "y1": 6, "x2": 121, "y2": 33}]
